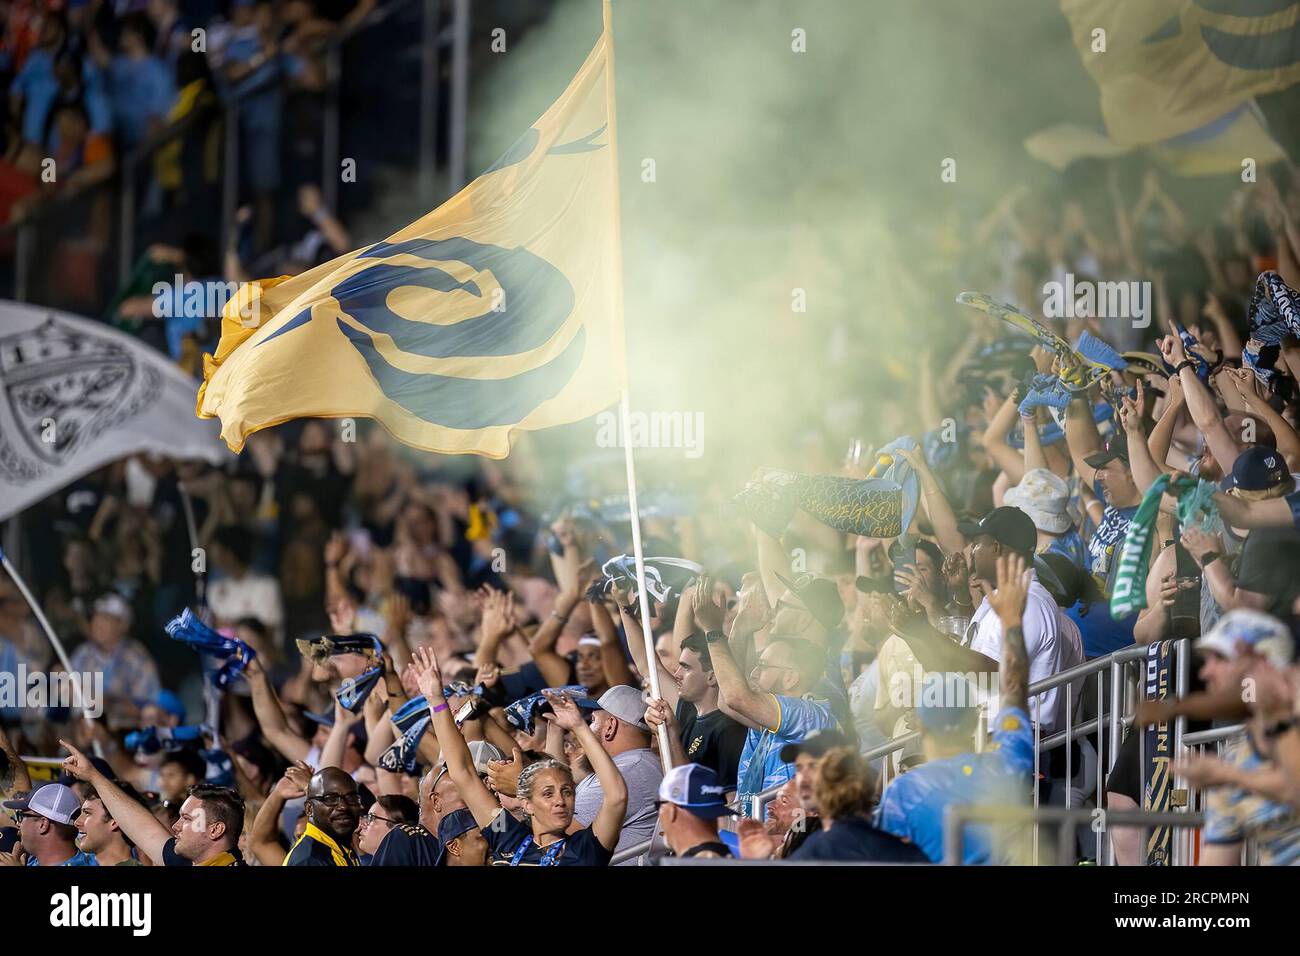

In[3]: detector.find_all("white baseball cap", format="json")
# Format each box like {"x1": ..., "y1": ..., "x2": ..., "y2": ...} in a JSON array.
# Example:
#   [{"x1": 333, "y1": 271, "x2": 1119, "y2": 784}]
[{"x1": 3, "y1": 783, "x2": 82, "y2": 825}]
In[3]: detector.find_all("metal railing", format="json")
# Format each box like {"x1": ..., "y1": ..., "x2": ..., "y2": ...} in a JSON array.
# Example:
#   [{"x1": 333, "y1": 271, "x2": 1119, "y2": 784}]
[
  {"x1": 611, "y1": 638, "x2": 1200, "y2": 866},
  {"x1": 3, "y1": 0, "x2": 438, "y2": 304},
  {"x1": 943, "y1": 805, "x2": 1205, "y2": 866}
]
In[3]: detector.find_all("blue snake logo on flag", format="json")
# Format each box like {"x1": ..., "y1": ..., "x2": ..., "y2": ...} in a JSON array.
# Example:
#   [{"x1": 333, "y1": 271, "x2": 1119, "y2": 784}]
[
  {"x1": 1144, "y1": 2, "x2": 1300, "y2": 71},
  {"x1": 261, "y1": 236, "x2": 582, "y2": 430}
]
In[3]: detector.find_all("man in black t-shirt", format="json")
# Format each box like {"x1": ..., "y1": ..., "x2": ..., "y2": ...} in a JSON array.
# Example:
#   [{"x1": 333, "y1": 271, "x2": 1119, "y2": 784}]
[{"x1": 645, "y1": 634, "x2": 747, "y2": 791}]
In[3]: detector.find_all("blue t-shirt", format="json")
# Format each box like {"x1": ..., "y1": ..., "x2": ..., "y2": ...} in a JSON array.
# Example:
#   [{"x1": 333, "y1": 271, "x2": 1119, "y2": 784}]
[
  {"x1": 108, "y1": 55, "x2": 176, "y2": 146},
  {"x1": 26, "y1": 849, "x2": 97, "y2": 867},
  {"x1": 12, "y1": 49, "x2": 59, "y2": 144},
  {"x1": 735, "y1": 693, "x2": 839, "y2": 806},
  {"x1": 1083, "y1": 482, "x2": 1138, "y2": 646},
  {"x1": 1043, "y1": 528, "x2": 1087, "y2": 568},
  {"x1": 877, "y1": 706, "x2": 1034, "y2": 864}
]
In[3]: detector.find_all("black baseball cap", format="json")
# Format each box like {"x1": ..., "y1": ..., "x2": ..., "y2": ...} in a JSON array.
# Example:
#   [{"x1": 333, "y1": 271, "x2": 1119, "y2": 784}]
[
  {"x1": 779, "y1": 727, "x2": 851, "y2": 763},
  {"x1": 1220, "y1": 446, "x2": 1290, "y2": 493},
  {"x1": 774, "y1": 572, "x2": 844, "y2": 631},
  {"x1": 1084, "y1": 431, "x2": 1130, "y2": 469},
  {"x1": 957, "y1": 506, "x2": 1036, "y2": 555}
]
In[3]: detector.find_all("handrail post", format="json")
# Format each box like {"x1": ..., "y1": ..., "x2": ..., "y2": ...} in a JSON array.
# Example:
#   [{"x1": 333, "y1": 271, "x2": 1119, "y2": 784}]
[
  {"x1": 14, "y1": 220, "x2": 31, "y2": 302},
  {"x1": 448, "y1": 0, "x2": 470, "y2": 191},
  {"x1": 419, "y1": 0, "x2": 440, "y2": 207},
  {"x1": 118, "y1": 157, "x2": 136, "y2": 287},
  {"x1": 323, "y1": 45, "x2": 342, "y2": 210},
  {"x1": 222, "y1": 100, "x2": 241, "y2": 258}
]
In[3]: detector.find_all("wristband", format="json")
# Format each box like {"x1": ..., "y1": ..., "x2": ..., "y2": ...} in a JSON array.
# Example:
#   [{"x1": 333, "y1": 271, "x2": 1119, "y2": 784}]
[
  {"x1": 1199, "y1": 551, "x2": 1223, "y2": 569},
  {"x1": 432, "y1": 702, "x2": 449, "y2": 714},
  {"x1": 1173, "y1": 360, "x2": 1195, "y2": 375},
  {"x1": 704, "y1": 629, "x2": 725, "y2": 644}
]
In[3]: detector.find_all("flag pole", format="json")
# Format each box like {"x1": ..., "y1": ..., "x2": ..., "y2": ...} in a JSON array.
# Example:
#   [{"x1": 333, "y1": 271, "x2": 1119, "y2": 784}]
[
  {"x1": 0, "y1": 548, "x2": 104, "y2": 756},
  {"x1": 603, "y1": 0, "x2": 672, "y2": 772}
]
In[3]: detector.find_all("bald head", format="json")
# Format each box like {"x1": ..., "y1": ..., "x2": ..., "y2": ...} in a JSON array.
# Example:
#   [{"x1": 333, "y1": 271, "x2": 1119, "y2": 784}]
[{"x1": 305, "y1": 767, "x2": 361, "y2": 842}]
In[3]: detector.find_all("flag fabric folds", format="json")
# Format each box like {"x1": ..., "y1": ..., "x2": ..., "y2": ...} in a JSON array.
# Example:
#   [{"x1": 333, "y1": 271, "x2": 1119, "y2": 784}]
[
  {"x1": 0, "y1": 302, "x2": 227, "y2": 522},
  {"x1": 198, "y1": 29, "x2": 624, "y2": 459},
  {"x1": 1059, "y1": 0, "x2": 1300, "y2": 148}
]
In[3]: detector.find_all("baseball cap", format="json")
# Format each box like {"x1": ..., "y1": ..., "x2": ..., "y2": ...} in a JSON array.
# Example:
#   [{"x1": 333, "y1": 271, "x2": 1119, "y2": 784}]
[
  {"x1": 1220, "y1": 446, "x2": 1291, "y2": 493},
  {"x1": 778, "y1": 727, "x2": 850, "y2": 763},
  {"x1": 437, "y1": 807, "x2": 479, "y2": 845},
  {"x1": 93, "y1": 592, "x2": 132, "y2": 623},
  {"x1": 154, "y1": 689, "x2": 186, "y2": 720},
  {"x1": 467, "y1": 741, "x2": 504, "y2": 775},
  {"x1": 774, "y1": 572, "x2": 845, "y2": 630},
  {"x1": 914, "y1": 672, "x2": 982, "y2": 734},
  {"x1": 656, "y1": 763, "x2": 735, "y2": 820},
  {"x1": 594, "y1": 684, "x2": 650, "y2": 731},
  {"x1": 1196, "y1": 609, "x2": 1295, "y2": 668},
  {"x1": 3, "y1": 783, "x2": 82, "y2": 825},
  {"x1": 1083, "y1": 431, "x2": 1130, "y2": 470},
  {"x1": 957, "y1": 505, "x2": 1036, "y2": 554}
]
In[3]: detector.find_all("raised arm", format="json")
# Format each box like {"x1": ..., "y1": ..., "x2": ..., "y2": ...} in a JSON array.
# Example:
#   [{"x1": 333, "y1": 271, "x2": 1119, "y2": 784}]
[
  {"x1": 696, "y1": 576, "x2": 777, "y2": 732},
  {"x1": 1064, "y1": 391, "x2": 1104, "y2": 490},
  {"x1": 1117, "y1": 380, "x2": 1164, "y2": 492},
  {"x1": 250, "y1": 763, "x2": 310, "y2": 866},
  {"x1": 0, "y1": 722, "x2": 31, "y2": 798},
  {"x1": 411, "y1": 646, "x2": 501, "y2": 829},
  {"x1": 60, "y1": 740, "x2": 171, "y2": 865},
  {"x1": 982, "y1": 391, "x2": 1027, "y2": 486},
  {"x1": 318, "y1": 699, "x2": 361, "y2": 770},
  {"x1": 1159, "y1": 326, "x2": 1241, "y2": 473},
  {"x1": 245, "y1": 656, "x2": 312, "y2": 764},
  {"x1": 542, "y1": 691, "x2": 626, "y2": 851},
  {"x1": 590, "y1": 596, "x2": 636, "y2": 689},
  {"x1": 896, "y1": 444, "x2": 965, "y2": 556},
  {"x1": 1147, "y1": 374, "x2": 1185, "y2": 470},
  {"x1": 986, "y1": 553, "x2": 1031, "y2": 714},
  {"x1": 1220, "y1": 366, "x2": 1300, "y2": 473}
]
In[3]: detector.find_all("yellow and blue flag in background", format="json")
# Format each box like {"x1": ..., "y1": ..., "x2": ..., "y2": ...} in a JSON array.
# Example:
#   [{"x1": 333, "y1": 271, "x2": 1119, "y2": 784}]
[
  {"x1": 198, "y1": 29, "x2": 623, "y2": 458},
  {"x1": 1029, "y1": 0, "x2": 1300, "y2": 174}
]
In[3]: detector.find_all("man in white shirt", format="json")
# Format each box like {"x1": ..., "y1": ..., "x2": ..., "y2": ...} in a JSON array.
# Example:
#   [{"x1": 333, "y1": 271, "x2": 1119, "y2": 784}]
[
  {"x1": 960, "y1": 507, "x2": 1084, "y2": 733},
  {"x1": 890, "y1": 507, "x2": 1083, "y2": 734}
]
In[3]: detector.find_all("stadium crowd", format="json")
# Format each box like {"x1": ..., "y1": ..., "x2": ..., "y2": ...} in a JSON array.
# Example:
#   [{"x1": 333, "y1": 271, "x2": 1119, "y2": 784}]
[{"x1": 5, "y1": 45, "x2": 1300, "y2": 861}]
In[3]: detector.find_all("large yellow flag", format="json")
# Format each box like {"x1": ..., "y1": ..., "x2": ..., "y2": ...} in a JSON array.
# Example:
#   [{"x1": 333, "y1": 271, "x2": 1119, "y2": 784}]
[
  {"x1": 1061, "y1": 0, "x2": 1300, "y2": 147},
  {"x1": 198, "y1": 29, "x2": 623, "y2": 458}
]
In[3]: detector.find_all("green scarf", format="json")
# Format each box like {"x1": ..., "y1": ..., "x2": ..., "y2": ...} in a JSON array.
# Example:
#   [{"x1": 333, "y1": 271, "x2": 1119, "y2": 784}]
[{"x1": 1109, "y1": 475, "x2": 1218, "y2": 619}]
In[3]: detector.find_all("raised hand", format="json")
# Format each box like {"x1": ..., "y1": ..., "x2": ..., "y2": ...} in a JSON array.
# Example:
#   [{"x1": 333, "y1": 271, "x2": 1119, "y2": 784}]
[
  {"x1": 731, "y1": 574, "x2": 772, "y2": 635},
  {"x1": 275, "y1": 761, "x2": 312, "y2": 799},
  {"x1": 485, "y1": 747, "x2": 524, "y2": 797},
  {"x1": 540, "y1": 690, "x2": 586, "y2": 732},
  {"x1": 988, "y1": 552, "x2": 1030, "y2": 627},
  {"x1": 410, "y1": 645, "x2": 443, "y2": 703},
  {"x1": 691, "y1": 575, "x2": 727, "y2": 633},
  {"x1": 58, "y1": 739, "x2": 100, "y2": 782}
]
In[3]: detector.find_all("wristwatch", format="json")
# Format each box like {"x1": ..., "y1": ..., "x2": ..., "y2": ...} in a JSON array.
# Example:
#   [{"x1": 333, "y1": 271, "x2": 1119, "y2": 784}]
[
  {"x1": 704, "y1": 629, "x2": 726, "y2": 644},
  {"x1": 1199, "y1": 551, "x2": 1223, "y2": 569}
]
